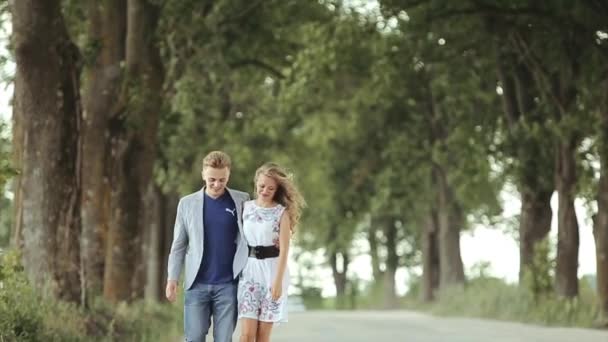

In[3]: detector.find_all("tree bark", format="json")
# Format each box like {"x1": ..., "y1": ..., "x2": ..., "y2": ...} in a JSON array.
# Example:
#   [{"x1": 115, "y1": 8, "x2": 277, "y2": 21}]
[
  {"x1": 160, "y1": 192, "x2": 179, "y2": 292},
  {"x1": 555, "y1": 138, "x2": 580, "y2": 298},
  {"x1": 595, "y1": 175, "x2": 608, "y2": 324},
  {"x1": 144, "y1": 184, "x2": 160, "y2": 301},
  {"x1": 496, "y1": 49, "x2": 554, "y2": 284},
  {"x1": 435, "y1": 165, "x2": 465, "y2": 289},
  {"x1": 11, "y1": 89, "x2": 24, "y2": 249},
  {"x1": 595, "y1": 80, "x2": 608, "y2": 323},
  {"x1": 13, "y1": 0, "x2": 82, "y2": 302},
  {"x1": 80, "y1": 0, "x2": 126, "y2": 303},
  {"x1": 329, "y1": 250, "x2": 349, "y2": 308},
  {"x1": 425, "y1": 75, "x2": 465, "y2": 290},
  {"x1": 595, "y1": 161, "x2": 608, "y2": 324},
  {"x1": 368, "y1": 219, "x2": 382, "y2": 280},
  {"x1": 103, "y1": 0, "x2": 164, "y2": 302},
  {"x1": 144, "y1": 185, "x2": 176, "y2": 301},
  {"x1": 383, "y1": 218, "x2": 398, "y2": 308},
  {"x1": 518, "y1": 188, "x2": 553, "y2": 278},
  {"x1": 421, "y1": 207, "x2": 440, "y2": 301},
  {"x1": 514, "y1": 28, "x2": 582, "y2": 298}
]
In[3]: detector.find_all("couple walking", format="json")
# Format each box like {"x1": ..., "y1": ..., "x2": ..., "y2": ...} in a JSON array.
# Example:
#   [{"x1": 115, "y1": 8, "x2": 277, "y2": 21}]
[{"x1": 166, "y1": 151, "x2": 305, "y2": 342}]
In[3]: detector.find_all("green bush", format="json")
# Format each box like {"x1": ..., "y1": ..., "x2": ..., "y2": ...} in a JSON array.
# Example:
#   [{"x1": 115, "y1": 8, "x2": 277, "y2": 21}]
[
  {"x1": 0, "y1": 120, "x2": 17, "y2": 189},
  {"x1": 352, "y1": 279, "x2": 386, "y2": 310},
  {"x1": 0, "y1": 249, "x2": 183, "y2": 341},
  {"x1": 0, "y1": 250, "x2": 83, "y2": 341},
  {"x1": 299, "y1": 285, "x2": 325, "y2": 309},
  {"x1": 403, "y1": 275, "x2": 600, "y2": 328}
]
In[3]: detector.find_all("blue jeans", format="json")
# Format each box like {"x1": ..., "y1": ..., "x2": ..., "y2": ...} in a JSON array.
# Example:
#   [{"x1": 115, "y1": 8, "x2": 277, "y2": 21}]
[{"x1": 184, "y1": 281, "x2": 238, "y2": 342}]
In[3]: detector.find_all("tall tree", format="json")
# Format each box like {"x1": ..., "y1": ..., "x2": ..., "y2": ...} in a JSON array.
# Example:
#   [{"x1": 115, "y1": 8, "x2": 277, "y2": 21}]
[
  {"x1": 0, "y1": 121, "x2": 16, "y2": 247},
  {"x1": 595, "y1": 78, "x2": 608, "y2": 325},
  {"x1": 80, "y1": 0, "x2": 126, "y2": 302},
  {"x1": 378, "y1": 0, "x2": 555, "y2": 292},
  {"x1": 103, "y1": 0, "x2": 164, "y2": 302},
  {"x1": 586, "y1": 0, "x2": 608, "y2": 320},
  {"x1": 494, "y1": 42, "x2": 555, "y2": 289},
  {"x1": 12, "y1": 0, "x2": 82, "y2": 302},
  {"x1": 421, "y1": 207, "x2": 440, "y2": 301}
]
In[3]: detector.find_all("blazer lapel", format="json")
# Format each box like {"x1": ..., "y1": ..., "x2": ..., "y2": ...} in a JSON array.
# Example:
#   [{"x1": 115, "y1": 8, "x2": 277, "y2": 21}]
[
  {"x1": 227, "y1": 188, "x2": 245, "y2": 235},
  {"x1": 194, "y1": 188, "x2": 205, "y2": 242}
]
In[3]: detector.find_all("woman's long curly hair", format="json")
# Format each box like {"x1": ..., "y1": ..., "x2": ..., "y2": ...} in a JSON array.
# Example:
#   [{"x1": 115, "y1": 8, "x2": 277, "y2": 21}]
[{"x1": 254, "y1": 162, "x2": 306, "y2": 233}]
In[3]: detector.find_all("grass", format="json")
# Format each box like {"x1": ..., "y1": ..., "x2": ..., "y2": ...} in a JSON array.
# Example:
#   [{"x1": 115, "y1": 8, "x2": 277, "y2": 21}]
[
  {"x1": 401, "y1": 276, "x2": 601, "y2": 328},
  {"x1": 300, "y1": 276, "x2": 603, "y2": 329},
  {"x1": 0, "y1": 249, "x2": 184, "y2": 341}
]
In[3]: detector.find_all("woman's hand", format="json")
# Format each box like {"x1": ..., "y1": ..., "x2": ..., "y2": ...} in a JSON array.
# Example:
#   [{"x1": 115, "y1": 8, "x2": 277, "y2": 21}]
[{"x1": 271, "y1": 278, "x2": 282, "y2": 301}]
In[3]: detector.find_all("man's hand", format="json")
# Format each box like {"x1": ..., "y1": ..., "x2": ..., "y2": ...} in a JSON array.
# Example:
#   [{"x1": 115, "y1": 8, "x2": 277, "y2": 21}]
[{"x1": 166, "y1": 280, "x2": 178, "y2": 302}]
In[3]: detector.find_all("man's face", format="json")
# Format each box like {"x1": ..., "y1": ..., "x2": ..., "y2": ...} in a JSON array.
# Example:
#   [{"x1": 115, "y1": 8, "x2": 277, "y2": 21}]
[{"x1": 202, "y1": 167, "x2": 230, "y2": 198}]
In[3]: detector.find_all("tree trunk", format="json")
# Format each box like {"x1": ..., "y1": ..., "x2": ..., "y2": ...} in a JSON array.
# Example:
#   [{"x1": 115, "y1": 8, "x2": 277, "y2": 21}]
[
  {"x1": 596, "y1": 80, "x2": 608, "y2": 325},
  {"x1": 13, "y1": 0, "x2": 82, "y2": 302},
  {"x1": 144, "y1": 185, "x2": 164, "y2": 301},
  {"x1": 383, "y1": 218, "x2": 398, "y2": 308},
  {"x1": 104, "y1": 0, "x2": 164, "y2": 302},
  {"x1": 330, "y1": 250, "x2": 349, "y2": 308},
  {"x1": 425, "y1": 75, "x2": 465, "y2": 290},
  {"x1": 421, "y1": 207, "x2": 440, "y2": 301},
  {"x1": 161, "y1": 192, "x2": 179, "y2": 289},
  {"x1": 595, "y1": 172, "x2": 608, "y2": 324},
  {"x1": 518, "y1": 188, "x2": 553, "y2": 278},
  {"x1": 555, "y1": 138, "x2": 580, "y2": 298},
  {"x1": 435, "y1": 166, "x2": 465, "y2": 289},
  {"x1": 80, "y1": 0, "x2": 126, "y2": 303},
  {"x1": 143, "y1": 187, "x2": 178, "y2": 302},
  {"x1": 368, "y1": 219, "x2": 382, "y2": 280},
  {"x1": 496, "y1": 49, "x2": 554, "y2": 284},
  {"x1": 11, "y1": 92, "x2": 24, "y2": 249}
]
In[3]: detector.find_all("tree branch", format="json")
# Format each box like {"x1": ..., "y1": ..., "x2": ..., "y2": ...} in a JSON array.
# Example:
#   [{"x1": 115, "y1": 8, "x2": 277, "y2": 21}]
[
  {"x1": 218, "y1": 0, "x2": 264, "y2": 28},
  {"x1": 229, "y1": 58, "x2": 285, "y2": 79},
  {"x1": 509, "y1": 31, "x2": 568, "y2": 118},
  {"x1": 425, "y1": 3, "x2": 553, "y2": 23}
]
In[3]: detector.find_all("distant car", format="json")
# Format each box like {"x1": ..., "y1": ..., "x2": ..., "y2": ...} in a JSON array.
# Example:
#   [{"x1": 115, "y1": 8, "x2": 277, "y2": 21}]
[{"x1": 288, "y1": 295, "x2": 306, "y2": 312}]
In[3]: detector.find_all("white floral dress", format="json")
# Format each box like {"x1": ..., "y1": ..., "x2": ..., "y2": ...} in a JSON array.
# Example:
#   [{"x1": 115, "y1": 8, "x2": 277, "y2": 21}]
[{"x1": 237, "y1": 201, "x2": 290, "y2": 323}]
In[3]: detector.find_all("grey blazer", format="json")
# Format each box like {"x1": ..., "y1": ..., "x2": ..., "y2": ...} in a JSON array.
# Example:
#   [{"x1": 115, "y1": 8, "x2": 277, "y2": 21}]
[{"x1": 167, "y1": 187, "x2": 250, "y2": 289}]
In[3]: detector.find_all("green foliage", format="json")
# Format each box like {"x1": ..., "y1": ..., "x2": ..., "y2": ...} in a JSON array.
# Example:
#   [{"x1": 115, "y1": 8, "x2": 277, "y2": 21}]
[
  {"x1": 354, "y1": 278, "x2": 397, "y2": 310},
  {"x1": 0, "y1": 250, "x2": 83, "y2": 341},
  {"x1": 0, "y1": 189, "x2": 12, "y2": 247},
  {"x1": 0, "y1": 250, "x2": 182, "y2": 341},
  {"x1": 298, "y1": 286, "x2": 326, "y2": 310},
  {"x1": 0, "y1": 121, "x2": 15, "y2": 247},
  {"x1": 60, "y1": 0, "x2": 87, "y2": 49},
  {"x1": 0, "y1": 120, "x2": 16, "y2": 188},
  {"x1": 156, "y1": 0, "x2": 334, "y2": 194},
  {"x1": 84, "y1": 298, "x2": 182, "y2": 342},
  {"x1": 403, "y1": 275, "x2": 599, "y2": 328},
  {"x1": 520, "y1": 238, "x2": 555, "y2": 297}
]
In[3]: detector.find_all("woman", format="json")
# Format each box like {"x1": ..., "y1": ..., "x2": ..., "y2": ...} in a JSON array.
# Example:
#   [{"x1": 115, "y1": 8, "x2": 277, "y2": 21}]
[{"x1": 237, "y1": 162, "x2": 305, "y2": 342}]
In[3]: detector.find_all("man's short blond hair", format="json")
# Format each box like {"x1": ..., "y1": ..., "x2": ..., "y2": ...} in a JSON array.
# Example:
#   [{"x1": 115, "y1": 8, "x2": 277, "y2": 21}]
[{"x1": 202, "y1": 151, "x2": 232, "y2": 170}]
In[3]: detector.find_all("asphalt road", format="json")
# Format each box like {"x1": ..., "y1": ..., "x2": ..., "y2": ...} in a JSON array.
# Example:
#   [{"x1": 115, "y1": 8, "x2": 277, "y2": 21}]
[{"x1": 227, "y1": 310, "x2": 608, "y2": 342}]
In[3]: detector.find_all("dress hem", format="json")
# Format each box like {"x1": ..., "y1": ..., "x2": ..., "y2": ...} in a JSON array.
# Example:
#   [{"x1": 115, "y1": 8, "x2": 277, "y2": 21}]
[{"x1": 238, "y1": 316, "x2": 288, "y2": 324}]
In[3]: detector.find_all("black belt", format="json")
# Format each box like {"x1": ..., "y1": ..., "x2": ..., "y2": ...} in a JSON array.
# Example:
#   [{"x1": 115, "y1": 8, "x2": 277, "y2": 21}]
[{"x1": 248, "y1": 245, "x2": 280, "y2": 259}]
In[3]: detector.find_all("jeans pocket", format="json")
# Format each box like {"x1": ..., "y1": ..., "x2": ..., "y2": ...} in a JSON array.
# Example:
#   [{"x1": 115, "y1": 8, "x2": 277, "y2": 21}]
[{"x1": 184, "y1": 289, "x2": 200, "y2": 306}]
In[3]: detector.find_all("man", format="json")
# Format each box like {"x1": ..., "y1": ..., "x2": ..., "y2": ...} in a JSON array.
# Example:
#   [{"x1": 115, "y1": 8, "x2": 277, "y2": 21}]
[{"x1": 166, "y1": 151, "x2": 250, "y2": 342}]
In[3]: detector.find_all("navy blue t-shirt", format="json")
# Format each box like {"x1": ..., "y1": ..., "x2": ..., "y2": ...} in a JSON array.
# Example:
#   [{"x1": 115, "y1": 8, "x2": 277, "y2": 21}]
[{"x1": 194, "y1": 191, "x2": 239, "y2": 285}]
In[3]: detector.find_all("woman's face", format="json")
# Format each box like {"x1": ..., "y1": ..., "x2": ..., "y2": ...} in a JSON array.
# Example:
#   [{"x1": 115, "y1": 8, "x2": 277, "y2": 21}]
[{"x1": 256, "y1": 174, "x2": 278, "y2": 202}]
